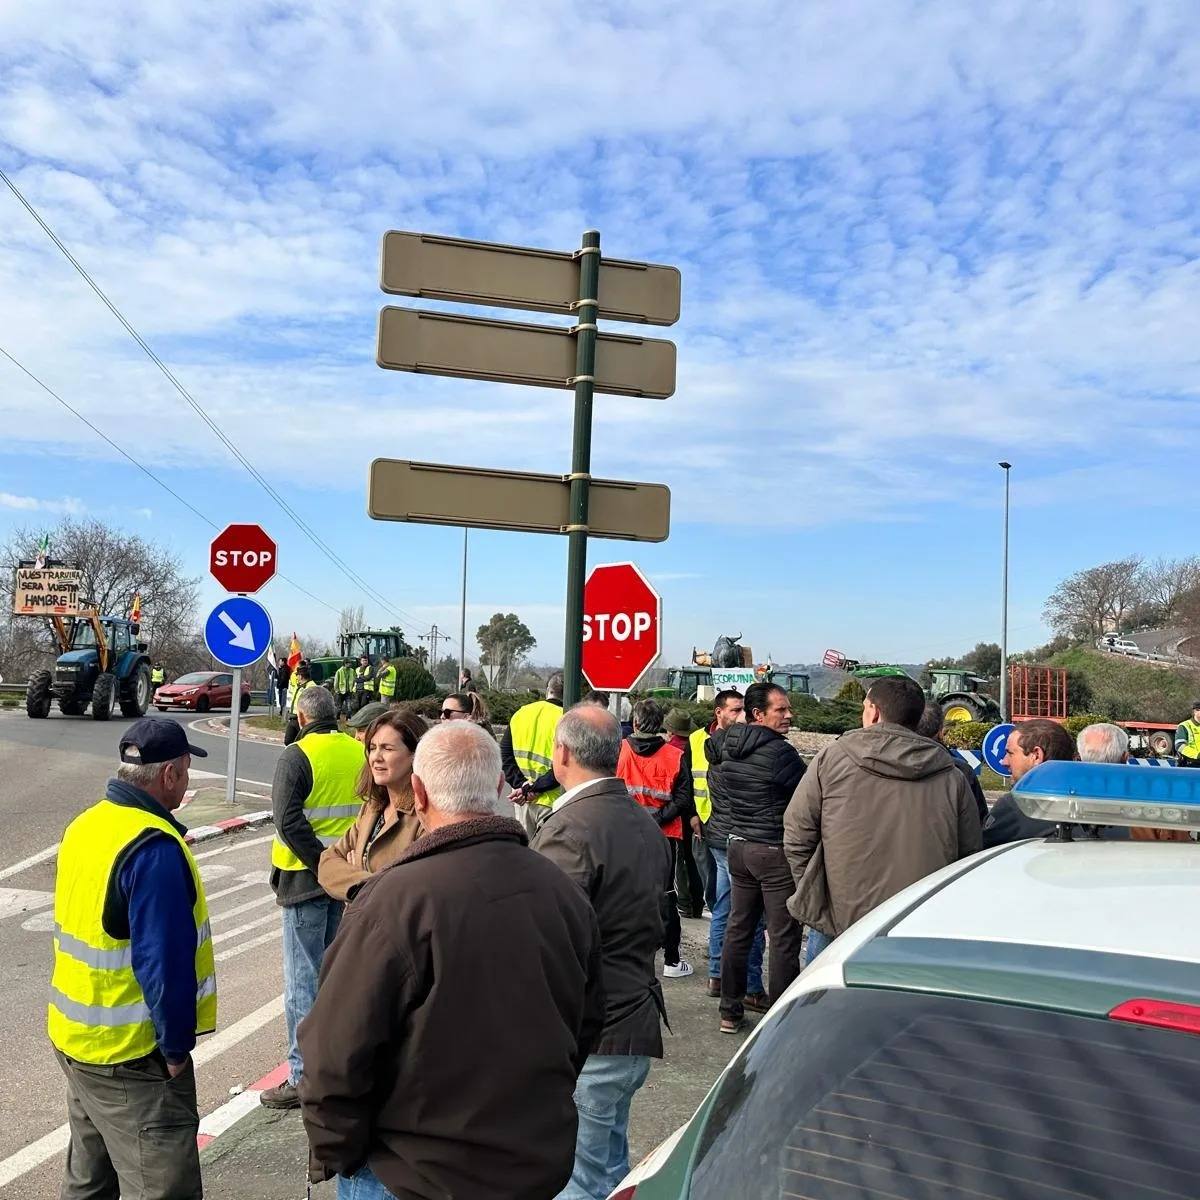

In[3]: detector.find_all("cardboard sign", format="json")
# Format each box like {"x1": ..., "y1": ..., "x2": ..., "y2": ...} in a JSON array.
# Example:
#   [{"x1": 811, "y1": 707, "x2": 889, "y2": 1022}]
[
  {"x1": 711, "y1": 668, "x2": 757, "y2": 694},
  {"x1": 12, "y1": 567, "x2": 84, "y2": 615}
]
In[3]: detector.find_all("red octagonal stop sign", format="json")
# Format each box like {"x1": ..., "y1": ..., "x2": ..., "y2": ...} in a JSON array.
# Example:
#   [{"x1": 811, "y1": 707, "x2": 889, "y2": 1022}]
[
  {"x1": 581, "y1": 562, "x2": 662, "y2": 692},
  {"x1": 210, "y1": 524, "x2": 277, "y2": 594}
]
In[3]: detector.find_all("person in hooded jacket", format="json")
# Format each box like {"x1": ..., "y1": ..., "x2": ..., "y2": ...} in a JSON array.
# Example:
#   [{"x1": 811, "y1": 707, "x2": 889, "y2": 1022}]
[
  {"x1": 617, "y1": 699, "x2": 695, "y2": 979},
  {"x1": 784, "y1": 675, "x2": 982, "y2": 967},
  {"x1": 710, "y1": 682, "x2": 807, "y2": 1033}
]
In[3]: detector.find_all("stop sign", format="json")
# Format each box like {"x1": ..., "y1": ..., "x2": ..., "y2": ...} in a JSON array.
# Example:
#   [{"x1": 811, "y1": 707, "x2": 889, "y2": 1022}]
[
  {"x1": 581, "y1": 562, "x2": 662, "y2": 692},
  {"x1": 209, "y1": 524, "x2": 277, "y2": 593}
]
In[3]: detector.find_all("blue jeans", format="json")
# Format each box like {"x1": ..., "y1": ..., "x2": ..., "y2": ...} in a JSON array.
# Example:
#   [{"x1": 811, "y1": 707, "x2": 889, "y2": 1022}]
[
  {"x1": 707, "y1": 845, "x2": 765, "y2": 993},
  {"x1": 337, "y1": 1164, "x2": 395, "y2": 1199},
  {"x1": 556, "y1": 1054, "x2": 652, "y2": 1200},
  {"x1": 282, "y1": 895, "x2": 343, "y2": 1085},
  {"x1": 805, "y1": 928, "x2": 833, "y2": 965}
]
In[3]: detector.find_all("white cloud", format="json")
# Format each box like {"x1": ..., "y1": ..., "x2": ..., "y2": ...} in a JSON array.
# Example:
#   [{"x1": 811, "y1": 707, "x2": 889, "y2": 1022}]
[{"x1": 0, "y1": 492, "x2": 85, "y2": 515}]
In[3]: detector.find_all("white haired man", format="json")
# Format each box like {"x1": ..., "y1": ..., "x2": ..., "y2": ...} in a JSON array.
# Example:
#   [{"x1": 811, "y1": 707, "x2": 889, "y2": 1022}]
[
  {"x1": 300, "y1": 721, "x2": 604, "y2": 1200},
  {"x1": 1077, "y1": 722, "x2": 1130, "y2": 764},
  {"x1": 263, "y1": 684, "x2": 364, "y2": 1109}
]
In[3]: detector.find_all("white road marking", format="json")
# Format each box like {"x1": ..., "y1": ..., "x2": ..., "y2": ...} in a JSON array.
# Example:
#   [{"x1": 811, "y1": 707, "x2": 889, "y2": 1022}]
[
  {"x1": 211, "y1": 912, "x2": 277, "y2": 944},
  {"x1": 204, "y1": 872, "x2": 270, "y2": 904},
  {"x1": 214, "y1": 928, "x2": 280, "y2": 962},
  {"x1": 0, "y1": 843, "x2": 58, "y2": 881},
  {"x1": 21, "y1": 909, "x2": 55, "y2": 933},
  {"x1": 0, "y1": 888, "x2": 53, "y2": 921},
  {"x1": 209, "y1": 894, "x2": 276, "y2": 924},
  {"x1": 198, "y1": 864, "x2": 236, "y2": 882},
  {"x1": 188, "y1": 765, "x2": 275, "y2": 789},
  {"x1": 0, "y1": 995, "x2": 285, "y2": 1188},
  {"x1": 192, "y1": 833, "x2": 274, "y2": 860}
]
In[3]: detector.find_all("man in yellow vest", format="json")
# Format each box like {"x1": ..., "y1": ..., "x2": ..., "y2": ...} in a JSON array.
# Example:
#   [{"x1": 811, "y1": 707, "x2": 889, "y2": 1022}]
[
  {"x1": 283, "y1": 662, "x2": 317, "y2": 746},
  {"x1": 262, "y1": 684, "x2": 363, "y2": 1110},
  {"x1": 49, "y1": 717, "x2": 216, "y2": 1200},
  {"x1": 501, "y1": 672, "x2": 564, "y2": 839},
  {"x1": 353, "y1": 653, "x2": 376, "y2": 710},
  {"x1": 376, "y1": 654, "x2": 398, "y2": 701},
  {"x1": 333, "y1": 658, "x2": 357, "y2": 719},
  {"x1": 1175, "y1": 701, "x2": 1200, "y2": 767},
  {"x1": 149, "y1": 661, "x2": 165, "y2": 700}
]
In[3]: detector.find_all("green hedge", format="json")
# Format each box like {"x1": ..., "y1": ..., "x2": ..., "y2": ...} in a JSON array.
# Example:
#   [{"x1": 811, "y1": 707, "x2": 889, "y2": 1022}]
[
  {"x1": 941, "y1": 722, "x2": 991, "y2": 750},
  {"x1": 1062, "y1": 712, "x2": 1110, "y2": 736},
  {"x1": 392, "y1": 659, "x2": 437, "y2": 701}
]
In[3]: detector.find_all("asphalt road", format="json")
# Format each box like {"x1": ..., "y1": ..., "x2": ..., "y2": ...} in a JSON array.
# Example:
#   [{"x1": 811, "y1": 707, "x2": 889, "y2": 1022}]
[{"x1": 0, "y1": 706, "x2": 288, "y2": 1197}]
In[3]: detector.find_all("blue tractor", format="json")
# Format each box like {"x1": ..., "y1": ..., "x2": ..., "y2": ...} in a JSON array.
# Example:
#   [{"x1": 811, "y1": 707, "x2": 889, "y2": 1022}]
[{"x1": 26, "y1": 611, "x2": 153, "y2": 722}]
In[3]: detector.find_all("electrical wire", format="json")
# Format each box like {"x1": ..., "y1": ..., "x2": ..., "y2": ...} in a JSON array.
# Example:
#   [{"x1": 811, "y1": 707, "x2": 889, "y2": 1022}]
[
  {"x1": 0, "y1": 344, "x2": 341, "y2": 616},
  {"x1": 0, "y1": 166, "x2": 430, "y2": 635}
]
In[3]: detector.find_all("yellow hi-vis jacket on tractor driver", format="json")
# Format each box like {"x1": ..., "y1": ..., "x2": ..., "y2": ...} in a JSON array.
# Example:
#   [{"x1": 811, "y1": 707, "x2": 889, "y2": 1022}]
[
  {"x1": 508, "y1": 699, "x2": 563, "y2": 806},
  {"x1": 49, "y1": 799, "x2": 216, "y2": 1064},
  {"x1": 271, "y1": 728, "x2": 364, "y2": 872}
]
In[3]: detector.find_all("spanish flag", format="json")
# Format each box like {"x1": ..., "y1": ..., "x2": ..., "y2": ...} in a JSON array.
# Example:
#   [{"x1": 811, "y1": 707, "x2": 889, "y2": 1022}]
[
  {"x1": 130, "y1": 593, "x2": 142, "y2": 624},
  {"x1": 287, "y1": 633, "x2": 302, "y2": 670}
]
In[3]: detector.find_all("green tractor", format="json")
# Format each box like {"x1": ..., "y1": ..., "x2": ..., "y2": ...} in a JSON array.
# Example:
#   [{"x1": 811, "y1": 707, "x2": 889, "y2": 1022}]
[
  {"x1": 307, "y1": 626, "x2": 416, "y2": 687},
  {"x1": 824, "y1": 651, "x2": 1001, "y2": 725},
  {"x1": 26, "y1": 611, "x2": 153, "y2": 722}
]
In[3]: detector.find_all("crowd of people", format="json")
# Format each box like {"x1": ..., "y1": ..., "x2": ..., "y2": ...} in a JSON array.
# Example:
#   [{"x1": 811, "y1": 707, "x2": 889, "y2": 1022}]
[{"x1": 47, "y1": 666, "x2": 1183, "y2": 1199}]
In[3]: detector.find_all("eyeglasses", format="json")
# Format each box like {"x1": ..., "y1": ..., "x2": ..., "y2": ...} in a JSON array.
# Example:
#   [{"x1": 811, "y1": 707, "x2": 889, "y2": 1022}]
[{"x1": 440, "y1": 708, "x2": 468, "y2": 720}]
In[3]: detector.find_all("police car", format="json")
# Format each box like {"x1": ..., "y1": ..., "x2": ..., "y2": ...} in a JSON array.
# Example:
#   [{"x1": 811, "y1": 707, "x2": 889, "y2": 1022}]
[{"x1": 612, "y1": 763, "x2": 1200, "y2": 1200}]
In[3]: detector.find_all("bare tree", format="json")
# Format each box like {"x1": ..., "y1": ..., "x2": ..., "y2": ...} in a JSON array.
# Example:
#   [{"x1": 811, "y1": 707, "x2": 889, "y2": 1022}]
[
  {"x1": 337, "y1": 605, "x2": 365, "y2": 642},
  {"x1": 1140, "y1": 557, "x2": 1200, "y2": 626},
  {"x1": 1043, "y1": 557, "x2": 1144, "y2": 641}
]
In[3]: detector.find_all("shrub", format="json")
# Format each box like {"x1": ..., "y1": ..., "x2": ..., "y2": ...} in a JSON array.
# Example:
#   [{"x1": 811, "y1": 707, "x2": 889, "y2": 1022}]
[
  {"x1": 392, "y1": 658, "x2": 436, "y2": 701},
  {"x1": 940, "y1": 722, "x2": 991, "y2": 750},
  {"x1": 478, "y1": 689, "x2": 538, "y2": 727},
  {"x1": 1062, "y1": 712, "x2": 1110, "y2": 736},
  {"x1": 834, "y1": 678, "x2": 866, "y2": 704},
  {"x1": 397, "y1": 695, "x2": 443, "y2": 721}
]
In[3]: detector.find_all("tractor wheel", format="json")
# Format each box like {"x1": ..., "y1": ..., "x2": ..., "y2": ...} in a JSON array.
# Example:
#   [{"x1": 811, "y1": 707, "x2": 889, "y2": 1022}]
[
  {"x1": 26, "y1": 670, "x2": 53, "y2": 719},
  {"x1": 59, "y1": 698, "x2": 86, "y2": 716},
  {"x1": 91, "y1": 673, "x2": 116, "y2": 722},
  {"x1": 942, "y1": 696, "x2": 983, "y2": 724},
  {"x1": 1149, "y1": 730, "x2": 1174, "y2": 757},
  {"x1": 240, "y1": 692, "x2": 251, "y2": 713},
  {"x1": 120, "y1": 664, "x2": 152, "y2": 718},
  {"x1": 195, "y1": 695, "x2": 210, "y2": 714}
]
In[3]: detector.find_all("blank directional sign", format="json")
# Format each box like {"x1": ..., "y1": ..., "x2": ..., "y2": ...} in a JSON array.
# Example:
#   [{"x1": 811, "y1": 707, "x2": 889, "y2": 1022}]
[
  {"x1": 368, "y1": 459, "x2": 670, "y2": 542},
  {"x1": 381, "y1": 231, "x2": 681, "y2": 326},
  {"x1": 376, "y1": 307, "x2": 677, "y2": 399}
]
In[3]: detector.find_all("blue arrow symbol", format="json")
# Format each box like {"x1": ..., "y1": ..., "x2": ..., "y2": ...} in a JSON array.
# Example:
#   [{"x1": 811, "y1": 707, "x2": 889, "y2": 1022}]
[{"x1": 218, "y1": 609, "x2": 256, "y2": 651}]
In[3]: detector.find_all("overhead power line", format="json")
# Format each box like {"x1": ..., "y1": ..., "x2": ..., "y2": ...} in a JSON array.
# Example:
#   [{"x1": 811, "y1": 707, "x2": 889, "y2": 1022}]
[{"x1": 0, "y1": 165, "x2": 430, "y2": 636}]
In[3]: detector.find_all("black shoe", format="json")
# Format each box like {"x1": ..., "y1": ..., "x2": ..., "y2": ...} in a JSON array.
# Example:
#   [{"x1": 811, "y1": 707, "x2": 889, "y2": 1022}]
[
  {"x1": 744, "y1": 992, "x2": 771, "y2": 1014},
  {"x1": 259, "y1": 1080, "x2": 301, "y2": 1109}
]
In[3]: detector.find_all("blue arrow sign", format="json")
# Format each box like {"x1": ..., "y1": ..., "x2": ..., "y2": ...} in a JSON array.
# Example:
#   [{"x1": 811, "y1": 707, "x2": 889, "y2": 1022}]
[
  {"x1": 204, "y1": 596, "x2": 272, "y2": 669},
  {"x1": 982, "y1": 722, "x2": 1017, "y2": 777}
]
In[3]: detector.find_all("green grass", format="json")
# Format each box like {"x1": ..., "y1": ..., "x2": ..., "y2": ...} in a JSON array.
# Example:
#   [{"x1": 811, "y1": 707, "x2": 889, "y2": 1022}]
[
  {"x1": 979, "y1": 767, "x2": 1008, "y2": 792},
  {"x1": 244, "y1": 714, "x2": 285, "y2": 732},
  {"x1": 1049, "y1": 647, "x2": 1199, "y2": 723}
]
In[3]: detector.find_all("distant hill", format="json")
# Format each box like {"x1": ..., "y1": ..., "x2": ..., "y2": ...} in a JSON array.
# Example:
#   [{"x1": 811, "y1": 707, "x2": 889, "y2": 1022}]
[{"x1": 1048, "y1": 647, "x2": 1200, "y2": 723}]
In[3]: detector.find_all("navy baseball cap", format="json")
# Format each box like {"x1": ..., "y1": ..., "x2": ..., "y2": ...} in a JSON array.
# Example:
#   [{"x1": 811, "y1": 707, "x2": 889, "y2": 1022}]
[{"x1": 119, "y1": 718, "x2": 208, "y2": 765}]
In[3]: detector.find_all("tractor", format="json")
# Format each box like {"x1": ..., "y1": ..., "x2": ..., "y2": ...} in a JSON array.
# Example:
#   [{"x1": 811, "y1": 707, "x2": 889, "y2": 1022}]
[
  {"x1": 26, "y1": 611, "x2": 153, "y2": 722},
  {"x1": 823, "y1": 651, "x2": 1002, "y2": 725},
  {"x1": 307, "y1": 626, "x2": 416, "y2": 687}
]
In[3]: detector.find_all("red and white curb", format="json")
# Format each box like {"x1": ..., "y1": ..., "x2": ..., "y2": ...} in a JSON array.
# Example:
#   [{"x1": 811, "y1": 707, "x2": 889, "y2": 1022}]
[
  {"x1": 185, "y1": 811, "x2": 273, "y2": 846},
  {"x1": 197, "y1": 1062, "x2": 289, "y2": 1150}
]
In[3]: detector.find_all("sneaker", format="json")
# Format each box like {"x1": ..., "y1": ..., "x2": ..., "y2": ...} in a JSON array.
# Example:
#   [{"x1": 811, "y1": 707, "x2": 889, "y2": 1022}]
[
  {"x1": 720, "y1": 1016, "x2": 746, "y2": 1035},
  {"x1": 744, "y1": 992, "x2": 771, "y2": 1014},
  {"x1": 706, "y1": 978, "x2": 721, "y2": 998},
  {"x1": 663, "y1": 959, "x2": 694, "y2": 980},
  {"x1": 259, "y1": 1080, "x2": 301, "y2": 1109},
  {"x1": 700, "y1": 907, "x2": 713, "y2": 920}
]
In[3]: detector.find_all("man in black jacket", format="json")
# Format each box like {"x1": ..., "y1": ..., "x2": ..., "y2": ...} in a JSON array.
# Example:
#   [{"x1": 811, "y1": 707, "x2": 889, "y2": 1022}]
[
  {"x1": 917, "y1": 701, "x2": 989, "y2": 826},
  {"x1": 711, "y1": 682, "x2": 806, "y2": 1033},
  {"x1": 533, "y1": 704, "x2": 672, "y2": 1200}
]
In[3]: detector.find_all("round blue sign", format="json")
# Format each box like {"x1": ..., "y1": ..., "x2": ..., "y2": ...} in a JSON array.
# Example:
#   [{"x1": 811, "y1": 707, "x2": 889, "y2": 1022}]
[
  {"x1": 982, "y1": 722, "x2": 1017, "y2": 777},
  {"x1": 204, "y1": 596, "x2": 273, "y2": 669}
]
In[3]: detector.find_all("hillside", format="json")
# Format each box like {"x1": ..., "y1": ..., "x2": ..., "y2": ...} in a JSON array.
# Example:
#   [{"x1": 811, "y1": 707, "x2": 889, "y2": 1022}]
[{"x1": 1047, "y1": 647, "x2": 1200, "y2": 723}]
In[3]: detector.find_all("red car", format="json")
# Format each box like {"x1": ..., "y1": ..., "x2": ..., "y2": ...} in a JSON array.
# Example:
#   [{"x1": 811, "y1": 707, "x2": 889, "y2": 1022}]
[{"x1": 155, "y1": 671, "x2": 252, "y2": 714}]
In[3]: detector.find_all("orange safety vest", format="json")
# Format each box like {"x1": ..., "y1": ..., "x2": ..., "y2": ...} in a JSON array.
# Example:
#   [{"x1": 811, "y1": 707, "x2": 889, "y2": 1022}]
[{"x1": 617, "y1": 739, "x2": 684, "y2": 840}]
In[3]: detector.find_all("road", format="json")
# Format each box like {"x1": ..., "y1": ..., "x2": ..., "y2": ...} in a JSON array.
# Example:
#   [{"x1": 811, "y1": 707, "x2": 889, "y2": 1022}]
[{"x1": 0, "y1": 705, "x2": 289, "y2": 1197}]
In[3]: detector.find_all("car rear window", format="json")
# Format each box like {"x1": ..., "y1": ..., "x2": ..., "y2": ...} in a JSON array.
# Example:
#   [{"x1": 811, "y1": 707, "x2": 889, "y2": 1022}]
[{"x1": 688, "y1": 987, "x2": 1200, "y2": 1200}]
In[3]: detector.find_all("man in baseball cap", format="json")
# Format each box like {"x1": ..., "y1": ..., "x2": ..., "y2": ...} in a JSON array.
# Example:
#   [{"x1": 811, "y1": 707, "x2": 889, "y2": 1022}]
[{"x1": 48, "y1": 718, "x2": 215, "y2": 1199}]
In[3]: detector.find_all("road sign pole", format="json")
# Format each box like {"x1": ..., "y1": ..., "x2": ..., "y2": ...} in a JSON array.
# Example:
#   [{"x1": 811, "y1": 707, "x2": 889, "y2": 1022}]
[
  {"x1": 225, "y1": 665, "x2": 242, "y2": 807},
  {"x1": 563, "y1": 230, "x2": 600, "y2": 708}
]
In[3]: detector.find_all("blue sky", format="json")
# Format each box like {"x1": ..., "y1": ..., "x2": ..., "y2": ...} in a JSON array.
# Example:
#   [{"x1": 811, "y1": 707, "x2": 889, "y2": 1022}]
[{"x1": 2, "y1": 1, "x2": 1198, "y2": 669}]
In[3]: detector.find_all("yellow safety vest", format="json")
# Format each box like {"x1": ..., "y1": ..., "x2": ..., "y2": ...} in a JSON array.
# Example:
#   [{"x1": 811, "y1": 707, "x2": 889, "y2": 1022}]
[
  {"x1": 271, "y1": 731, "x2": 365, "y2": 871},
  {"x1": 334, "y1": 666, "x2": 355, "y2": 693},
  {"x1": 690, "y1": 727, "x2": 712, "y2": 823},
  {"x1": 289, "y1": 678, "x2": 316, "y2": 714},
  {"x1": 48, "y1": 800, "x2": 216, "y2": 1064},
  {"x1": 1177, "y1": 719, "x2": 1200, "y2": 761},
  {"x1": 509, "y1": 699, "x2": 563, "y2": 806},
  {"x1": 150, "y1": 667, "x2": 165, "y2": 685},
  {"x1": 377, "y1": 664, "x2": 398, "y2": 699},
  {"x1": 355, "y1": 668, "x2": 376, "y2": 694}
]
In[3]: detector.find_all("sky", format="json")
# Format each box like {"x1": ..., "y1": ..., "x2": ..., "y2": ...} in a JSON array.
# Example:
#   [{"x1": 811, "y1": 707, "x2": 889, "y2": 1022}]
[{"x1": 1, "y1": 1, "x2": 1198, "y2": 671}]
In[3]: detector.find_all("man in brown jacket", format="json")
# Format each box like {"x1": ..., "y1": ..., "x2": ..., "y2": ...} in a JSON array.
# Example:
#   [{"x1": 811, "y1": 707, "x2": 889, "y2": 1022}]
[
  {"x1": 298, "y1": 720, "x2": 605, "y2": 1200},
  {"x1": 784, "y1": 675, "x2": 982, "y2": 965}
]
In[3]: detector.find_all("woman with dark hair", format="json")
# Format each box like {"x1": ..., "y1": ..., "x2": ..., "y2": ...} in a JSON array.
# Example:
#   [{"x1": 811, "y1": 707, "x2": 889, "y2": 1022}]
[
  {"x1": 318, "y1": 710, "x2": 428, "y2": 901},
  {"x1": 440, "y1": 691, "x2": 491, "y2": 726}
]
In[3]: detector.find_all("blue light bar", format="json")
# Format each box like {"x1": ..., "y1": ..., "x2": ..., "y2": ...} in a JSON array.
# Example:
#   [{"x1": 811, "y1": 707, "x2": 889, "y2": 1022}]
[{"x1": 1015, "y1": 761, "x2": 1200, "y2": 831}]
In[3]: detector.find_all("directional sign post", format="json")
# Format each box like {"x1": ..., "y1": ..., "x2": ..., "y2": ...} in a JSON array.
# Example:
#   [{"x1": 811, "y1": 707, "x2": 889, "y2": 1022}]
[
  {"x1": 982, "y1": 723, "x2": 1017, "y2": 778},
  {"x1": 374, "y1": 228, "x2": 680, "y2": 705},
  {"x1": 205, "y1": 597, "x2": 272, "y2": 807}
]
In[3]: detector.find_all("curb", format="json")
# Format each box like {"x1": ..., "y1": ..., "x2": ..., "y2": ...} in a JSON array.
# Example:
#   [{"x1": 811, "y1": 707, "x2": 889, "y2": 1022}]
[
  {"x1": 197, "y1": 1062, "x2": 289, "y2": 1150},
  {"x1": 201, "y1": 716, "x2": 284, "y2": 745},
  {"x1": 185, "y1": 811, "x2": 273, "y2": 846}
]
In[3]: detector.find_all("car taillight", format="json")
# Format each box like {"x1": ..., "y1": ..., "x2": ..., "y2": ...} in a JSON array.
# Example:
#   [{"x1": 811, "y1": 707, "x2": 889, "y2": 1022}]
[{"x1": 1109, "y1": 998, "x2": 1200, "y2": 1035}]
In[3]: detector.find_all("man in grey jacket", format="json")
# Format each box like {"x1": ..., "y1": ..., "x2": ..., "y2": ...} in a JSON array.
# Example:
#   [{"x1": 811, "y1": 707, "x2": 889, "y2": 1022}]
[
  {"x1": 532, "y1": 704, "x2": 672, "y2": 1200},
  {"x1": 784, "y1": 676, "x2": 981, "y2": 964}
]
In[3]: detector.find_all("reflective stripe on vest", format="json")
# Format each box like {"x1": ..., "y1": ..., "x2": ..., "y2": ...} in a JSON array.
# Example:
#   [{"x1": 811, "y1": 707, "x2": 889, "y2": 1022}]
[
  {"x1": 271, "y1": 731, "x2": 365, "y2": 871},
  {"x1": 48, "y1": 799, "x2": 216, "y2": 1065},
  {"x1": 690, "y1": 727, "x2": 711, "y2": 823},
  {"x1": 356, "y1": 669, "x2": 376, "y2": 693},
  {"x1": 509, "y1": 699, "x2": 563, "y2": 806},
  {"x1": 1178, "y1": 719, "x2": 1200, "y2": 761},
  {"x1": 377, "y1": 665, "x2": 397, "y2": 698},
  {"x1": 617, "y1": 739, "x2": 684, "y2": 839}
]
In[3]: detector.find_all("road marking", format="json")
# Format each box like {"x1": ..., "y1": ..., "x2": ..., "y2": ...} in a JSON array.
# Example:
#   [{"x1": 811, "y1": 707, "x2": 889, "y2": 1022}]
[
  {"x1": 214, "y1": 927, "x2": 280, "y2": 961},
  {"x1": 0, "y1": 843, "x2": 58, "y2": 881},
  {"x1": 197, "y1": 1063, "x2": 288, "y2": 1147},
  {"x1": 192, "y1": 833, "x2": 274, "y2": 860},
  {"x1": 0, "y1": 888, "x2": 53, "y2": 921},
  {"x1": 211, "y1": 912, "x2": 277, "y2": 944},
  {"x1": 204, "y1": 872, "x2": 270, "y2": 904},
  {"x1": 189, "y1": 766, "x2": 275, "y2": 789},
  {"x1": 209, "y1": 894, "x2": 276, "y2": 924},
  {"x1": 198, "y1": 864, "x2": 236, "y2": 882},
  {"x1": 0, "y1": 995, "x2": 285, "y2": 1188}
]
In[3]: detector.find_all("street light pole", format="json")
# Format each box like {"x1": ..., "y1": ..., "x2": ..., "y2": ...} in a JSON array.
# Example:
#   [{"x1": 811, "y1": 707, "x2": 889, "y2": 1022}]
[
  {"x1": 458, "y1": 528, "x2": 468, "y2": 690},
  {"x1": 999, "y1": 461, "x2": 1012, "y2": 722}
]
